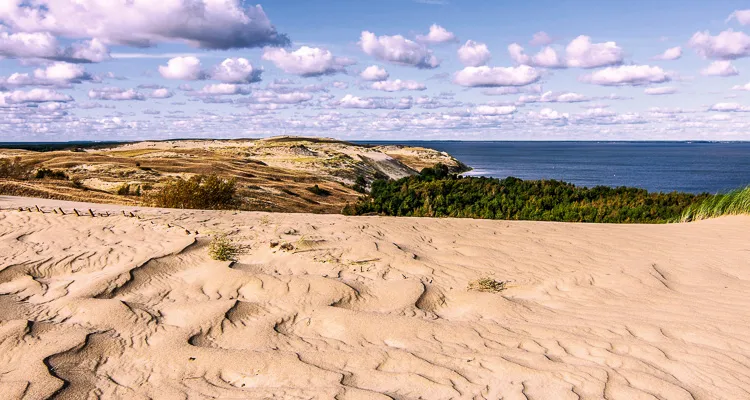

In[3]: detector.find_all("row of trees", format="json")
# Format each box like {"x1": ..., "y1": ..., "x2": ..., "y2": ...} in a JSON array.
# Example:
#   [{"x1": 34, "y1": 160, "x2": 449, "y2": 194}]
[{"x1": 346, "y1": 164, "x2": 708, "y2": 223}]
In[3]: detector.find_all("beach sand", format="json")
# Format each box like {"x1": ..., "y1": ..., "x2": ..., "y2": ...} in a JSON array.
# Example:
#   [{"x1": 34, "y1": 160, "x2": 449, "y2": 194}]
[{"x1": 1, "y1": 196, "x2": 749, "y2": 399}]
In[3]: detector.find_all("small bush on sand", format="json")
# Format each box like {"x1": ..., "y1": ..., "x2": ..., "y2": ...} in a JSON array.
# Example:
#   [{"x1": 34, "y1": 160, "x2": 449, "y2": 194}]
[
  {"x1": 0, "y1": 157, "x2": 33, "y2": 179},
  {"x1": 35, "y1": 168, "x2": 68, "y2": 180},
  {"x1": 116, "y1": 184, "x2": 142, "y2": 196},
  {"x1": 150, "y1": 174, "x2": 236, "y2": 209},
  {"x1": 209, "y1": 235, "x2": 239, "y2": 261},
  {"x1": 468, "y1": 277, "x2": 507, "y2": 293}
]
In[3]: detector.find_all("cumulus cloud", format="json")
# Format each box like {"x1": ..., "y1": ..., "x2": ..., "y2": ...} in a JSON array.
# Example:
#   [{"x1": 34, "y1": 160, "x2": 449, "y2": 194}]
[
  {"x1": 700, "y1": 60, "x2": 739, "y2": 76},
  {"x1": 473, "y1": 105, "x2": 517, "y2": 115},
  {"x1": 211, "y1": 58, "x2": 262, "y2": 83},
  {"x1": 0, "y1": 1, "x2": 289, "y2": 50},
  {"x1": 581, "y1": 65, "x2": 670, "y2": 86},
  {"x1": 731, "y1": 82, "x2": 750, "y2": 91},
  {"x1": 519, "y1": 91, "x2": 590, "y2": 103},
  {"x1": 709, "y1": 102, "x2": 750, "y2": 112},
  {"x1": 653, "y1": 46, "x2": 682, "y2": 61},
  {"x1": 159, "y1": 56, "x2": 206, "y2": 80},
  {"x1": 415, "y1": 24, "x2": 457, "y2": 44},
  {"x1": 262, "y1": 46, "x2": 353, "y2": 77},
  {"x1": 360, "y1": 65, "x2": 389, "y2": 81},
  {"x1": 689, "y1": 30, "x2": 750, "y2": 60},
  {"x1": 1, "y1": 62, "x2": 93, "y2": 87},
  {"x1": 458, "y1": 40, "x2": 491, "y2": 67},
  {"x1": 335, "y1": 94, "x2": 411, "y2": 109},
  {"x1": 88, "y1": 87, "x2": 145, "y2": 101},
  {"x1": 0, "y1": 31, "x2": 109, "y2": 62},
  {"x1": 644, "y1": 86, "x2": 678, "y2": 95},
  {"x1": 149, "y1": 88, "x2": 174, "y2": 99},
  {"x1": 509, "y1": 35, "x2": 622, "y2": 69},
  {"x1": 371, "y1": 79, "x2": 426, "y2": 92},
  {"x1": 360, "y1": 31, "x2": 440, "y2": 69},
  {"x1": 727, "y1": 10, "x2": 750, "y2": 25},
  {"x1": 530, "y1": 31, "x2": 553, "y2": 46},
  {"x1": 453, "y1": 65, "x2": 541, "y2": 87},
  {"x1": 248, "y1": 90, "x2": 313, "y2": 104},
  {"x1": 195, "y1": 84, "x2": 251, "y2": 96},
  {"x1": 0, "y1": 88, "x2": 73, "y2": 106}
]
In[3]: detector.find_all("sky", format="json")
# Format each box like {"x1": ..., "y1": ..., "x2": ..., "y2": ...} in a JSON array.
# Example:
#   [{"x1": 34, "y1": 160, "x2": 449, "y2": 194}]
[{"x1": 3, "y1": 1, "x2": 750, "y2": 141}]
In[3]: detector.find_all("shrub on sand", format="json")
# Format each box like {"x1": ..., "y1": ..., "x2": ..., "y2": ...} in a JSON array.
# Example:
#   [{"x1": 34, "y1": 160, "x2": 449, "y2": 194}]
[
  {"x1": 150, "y1": 174, "x2": 236, "y2": 209},
  {"x1": 208, "y1": 235, "x2": 239, "y2": 261},
  {"x1": 468, "y1": 277, "x2": 508, "y2": 293}
]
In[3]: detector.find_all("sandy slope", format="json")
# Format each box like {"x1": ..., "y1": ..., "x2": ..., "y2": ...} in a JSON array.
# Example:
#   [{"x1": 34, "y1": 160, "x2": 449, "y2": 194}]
[{"x1": 1, "y1": 196, "x2": 749, "y2": 400}]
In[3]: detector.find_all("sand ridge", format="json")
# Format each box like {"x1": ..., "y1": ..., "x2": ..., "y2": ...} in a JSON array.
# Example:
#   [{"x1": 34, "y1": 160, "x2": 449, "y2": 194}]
[{"x1": 1, "y1": 196, "x2": 749, "y2": 399}]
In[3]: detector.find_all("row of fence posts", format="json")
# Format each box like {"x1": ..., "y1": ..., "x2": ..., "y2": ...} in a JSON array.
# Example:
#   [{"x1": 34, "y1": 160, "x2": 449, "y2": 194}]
[{"x1": 15, "y1": 205, "x2": 138, "y2": 218}]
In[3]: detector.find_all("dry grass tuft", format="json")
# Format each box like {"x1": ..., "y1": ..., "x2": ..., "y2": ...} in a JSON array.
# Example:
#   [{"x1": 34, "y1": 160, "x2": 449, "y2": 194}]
[
  {"x1": 208, "y1": 234, "x2": 239, "y2": 261},
  {"x1": 468, "y1": 277, "x2": 508, "y2": 293}
]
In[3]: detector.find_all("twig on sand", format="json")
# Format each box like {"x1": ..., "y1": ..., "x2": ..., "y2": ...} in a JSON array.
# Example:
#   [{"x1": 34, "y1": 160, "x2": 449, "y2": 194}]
[
  {"x1": 88, "y1": 209, "x2": 95, "y2": 217},
  {"x1": 73, "y1": 209, "x2": 80, "y2": 216}
]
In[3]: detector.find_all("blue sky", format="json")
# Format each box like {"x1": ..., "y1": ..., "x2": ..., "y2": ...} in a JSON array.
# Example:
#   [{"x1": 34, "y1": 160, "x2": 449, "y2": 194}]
[{"x1": 3, "y1": 0, "x2": 750, "y2": 141}]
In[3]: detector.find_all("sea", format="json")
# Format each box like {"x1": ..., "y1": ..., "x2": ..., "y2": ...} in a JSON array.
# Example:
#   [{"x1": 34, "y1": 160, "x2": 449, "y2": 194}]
[{"x1": 360, "y1": 141, "x2": 750, "y2": 194}]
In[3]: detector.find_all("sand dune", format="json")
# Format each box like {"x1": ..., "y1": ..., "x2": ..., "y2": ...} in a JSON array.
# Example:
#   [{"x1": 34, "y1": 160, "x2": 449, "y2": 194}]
[{"x1": 1, "y1": 196, "x2": 749, "y2": 399}]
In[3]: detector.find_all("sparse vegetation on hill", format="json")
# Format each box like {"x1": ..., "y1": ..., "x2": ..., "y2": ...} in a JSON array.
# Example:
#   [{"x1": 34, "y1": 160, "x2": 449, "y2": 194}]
[
  {"x1": 0, "y1": 157, "x2": 33, "y2": 179},
  {"x1": 348, "y1": 164, "x2": 710, "y2": 223}
]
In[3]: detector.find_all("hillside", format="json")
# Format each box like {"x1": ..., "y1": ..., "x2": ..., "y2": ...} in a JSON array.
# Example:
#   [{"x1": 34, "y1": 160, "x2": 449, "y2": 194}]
[{"x1": 0, "y1": 137, "x2": 466, "y2": 213}]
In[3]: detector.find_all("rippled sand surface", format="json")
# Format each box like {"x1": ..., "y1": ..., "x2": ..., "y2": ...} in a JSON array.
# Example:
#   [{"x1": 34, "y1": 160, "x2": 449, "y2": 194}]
[{"x1": 1, "y1": 196, "x2": 749, "y2": 399}]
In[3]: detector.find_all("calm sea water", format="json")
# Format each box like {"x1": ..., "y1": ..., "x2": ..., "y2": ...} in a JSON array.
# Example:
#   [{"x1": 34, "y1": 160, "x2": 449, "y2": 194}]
[{"x1": 361, "y1": 141, "x2": 750, "y2": 194}]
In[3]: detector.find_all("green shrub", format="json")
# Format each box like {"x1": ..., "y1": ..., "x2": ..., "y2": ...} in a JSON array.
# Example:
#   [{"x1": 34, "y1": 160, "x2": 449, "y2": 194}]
[
  {"x1": 307, "y1": 184, "x2": 331, "y2": 196},
  {"x1": 150, "y1": 174, "x2": 236, "y2": 209},
  {"x1": 116, "y1": 183, "x2": 131, "y2": 196},
  {"x1": 0, "y1": 157, "x2": 33, "y2": 179},
  {"x1": 208, "y1": 234, "x2": 239, "y2": 261},
  {"x1": 681, "y1": 186, "x2": 750, "y2": 221}
]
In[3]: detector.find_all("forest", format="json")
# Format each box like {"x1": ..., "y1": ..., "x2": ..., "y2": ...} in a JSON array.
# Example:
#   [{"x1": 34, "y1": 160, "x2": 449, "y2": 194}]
[{"x1": 346, "y1": 164, "x2": 711, "y2": 223}]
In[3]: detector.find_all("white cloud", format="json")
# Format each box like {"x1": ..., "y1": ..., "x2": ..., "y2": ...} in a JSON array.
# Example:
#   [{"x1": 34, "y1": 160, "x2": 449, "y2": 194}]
[
  {"x1": 88, "y1": 87, "x2": 145, "y2": 101},
  {"x1": 0, "y1": 88, "x2": 73, "y2": 106},
  {"x1": 458, "y1": 40, "x2": 491, "y2": 67},
  {"x1": 537, "y1": 108, "x2": 569, "y2": 121},
  {"x1": 331, "y1": 81, "x2": 348, "y2": 90},
  {"x1": 251, "y1": 91, "x2": 313, "y2": 104},
  {"x1": 530, "y1": 31, "x2": 553, "y2": 46},
  {"x1": 196, "y1": 84, "x2": 251, "y2": 96},
  {"x1": 415, "y1": 24, "x2": 457, "y2": 44},
  {"x1": 520, "y1": 91, "x2": 590, "y2": 103},
  {"x1": 338, "y1": 94, "x2": 377, "y2": 109},
  {"x1": 454, "y1": 65, "x2": 541, "y2": 87},
  {"x1": 159, "y1": 56, "x2": 206, "y2": 80},
  {"x1": 689, "y1": 30, "x2": 750, "y2": 60},
  {"x1": 509, "y1": 35, "x2": 622, "y2": 69},
  {"x1": 149, "y1": 88, "x2": 174, "y2": 99},
  {"x1": 211, "y1": 58, "x2": 262, "y2": 83},
  {"x1": 700, "y1": 61, "x2": 739, "y2": 76},
  {"x1": 653, "y1": 46, "x2": 682, "y2": 61},
  {"x1": 360, "y1": 31, "x2": 440, "y2": 69},
  {"x1": 709, "y1": 102, "x2": 750, "y2": 112},
  {"x1": 731, "y1": 82, "x2": 750, "y2": 91},
  {"x1": 360, "y1": 65, "x2": 389, "y2": 81},
  {"x1": 565, "y1": 35, "x2": 623, "y2": 68},
  {"x1": 644, "y1": 86, "x2": 678, "y2": 95},
  {"x1": 262, "y1": 46, "x2": 353, "y2": 77},
  {"x1": 581, "y1": 65, "x2": 670, "y2": 86},
  {"x1": 371, "y1": 79, "x2": 426, "y2": 92},
  {"x1": 473, "y1": 105, "x2": 517, "y2": 115},
  {"x1": 33, "y1": 62, "x2": 88, "y2": 82},
  {"x1": 0, "y1": 1, "x2": 289, "y2": 49},
  {"x1": 727, "y1": 10, "x2": 750, "y2": 25}
]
